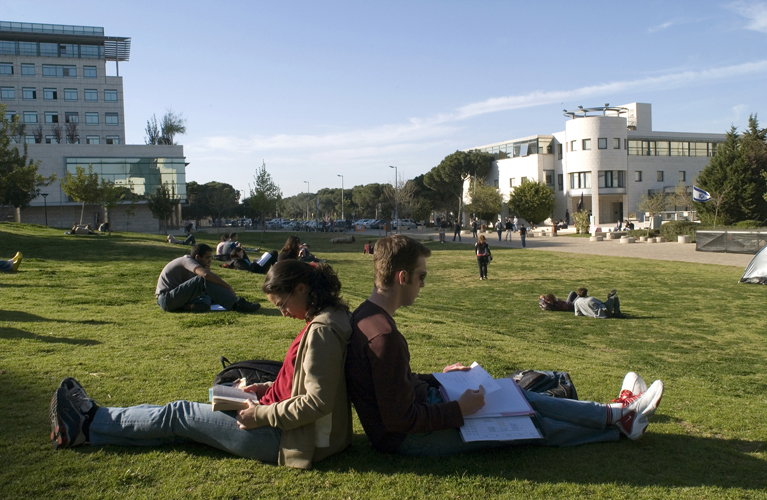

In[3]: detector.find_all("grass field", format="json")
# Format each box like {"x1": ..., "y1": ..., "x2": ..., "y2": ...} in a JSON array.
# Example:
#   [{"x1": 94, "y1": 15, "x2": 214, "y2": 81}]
[{"x1": 1, "y1": 223, "x2": 766, "y2": 500}]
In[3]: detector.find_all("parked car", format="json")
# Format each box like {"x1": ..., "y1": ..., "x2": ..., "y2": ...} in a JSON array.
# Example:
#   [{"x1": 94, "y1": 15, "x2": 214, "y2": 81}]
[{"x1": 392, "y1": 218, "x2": 417, "y2": 229}]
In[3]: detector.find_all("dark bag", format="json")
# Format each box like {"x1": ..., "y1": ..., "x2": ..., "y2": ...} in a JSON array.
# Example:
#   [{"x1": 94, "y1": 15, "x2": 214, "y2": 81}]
[
  {"x1": 510, "y1": 370, "x2": 578, "y2": 400},
  {"x1": 213, "y1": 356, "x2": 283, "y2": 386}
]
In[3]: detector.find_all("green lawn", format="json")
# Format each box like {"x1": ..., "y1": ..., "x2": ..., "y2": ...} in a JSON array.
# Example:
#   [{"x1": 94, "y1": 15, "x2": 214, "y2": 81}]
[{"x1": 1, "y1": 223, "x2": 766, "y2": 500}]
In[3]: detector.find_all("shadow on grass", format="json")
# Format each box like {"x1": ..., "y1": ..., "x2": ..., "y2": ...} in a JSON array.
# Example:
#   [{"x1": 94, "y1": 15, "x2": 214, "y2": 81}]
[
  {"x1": 0, "y1": 327, "x2": 101, "y2": 345},
  {"x1": 0, "y1": 310, "x2": 114, "y2": 325}
]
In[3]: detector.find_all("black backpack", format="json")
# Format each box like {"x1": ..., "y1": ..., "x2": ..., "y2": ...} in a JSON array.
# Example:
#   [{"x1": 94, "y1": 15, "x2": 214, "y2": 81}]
[
  {"x1": 510, "y1": 370, "x2": 578, "y2": 400},
  {"x1": 213, "y1": 356, "x2": 283, "y2": 386}
]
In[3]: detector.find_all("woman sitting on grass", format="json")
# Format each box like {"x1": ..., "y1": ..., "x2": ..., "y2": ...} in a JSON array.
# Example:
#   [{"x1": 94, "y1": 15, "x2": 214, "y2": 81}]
[
  {"x1": 277, "y1": 235, "x2": 301, "y2": 261},
  {"x1": 49, "y1": 260, "x2": 353, "y2": 469}
]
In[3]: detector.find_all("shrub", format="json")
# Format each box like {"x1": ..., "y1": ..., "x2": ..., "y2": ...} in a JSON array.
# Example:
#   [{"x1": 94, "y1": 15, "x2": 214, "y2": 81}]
[
  {"x1": 626, "y1": 228, "x2": 658, "y2": 238},
  {"x1": 659, "y1": 221, "x2": 700, "y2": 242},
  {"x1": 733, "y1": 220, "x2": 763, "y2": 228}
]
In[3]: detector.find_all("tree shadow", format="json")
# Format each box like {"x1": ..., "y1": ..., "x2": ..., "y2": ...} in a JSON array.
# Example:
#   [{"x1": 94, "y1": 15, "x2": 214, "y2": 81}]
[
  {"x1": 0, "y1": 326, "x2": 101, "y2": 345},
  {"x1": 0, "y1": 310, "x2": 114, "y2": 325}
]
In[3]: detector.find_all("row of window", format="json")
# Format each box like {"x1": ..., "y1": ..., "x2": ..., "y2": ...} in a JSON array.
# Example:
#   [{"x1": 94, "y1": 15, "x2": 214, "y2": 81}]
[
  {"x1": 20, "y1": 135, "x2": 121, "y2": 145},
  {"x1": 567, "y1": 170, "x2": 687, "y2": 189},
  {"x1": 627, "y1": 140, "x2": 716, "y2": 157},
  {"x1": 0, "y1": 40, "x2": 104, "y2": 59},
  {"x1": 5, "y1": 110, "x2": 118, "y2": 125},
  {"x1": 569, "y1": 137, "x2": 623, "y2": 152},
  {"x1": 0, "y1": 62, "x2": 98, "y2": 78},
  {"x1": 0, "y1": 86, "x2": 116, "y2": 102}
]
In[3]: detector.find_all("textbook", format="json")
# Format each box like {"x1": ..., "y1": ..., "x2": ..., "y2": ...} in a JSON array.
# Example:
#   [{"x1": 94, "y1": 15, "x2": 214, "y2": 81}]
[
  {"x1": 209, "y1": 384, "x2": 258, "y2": 411},
  {"x1": 256, "y1": 252, "x2": 273, "y2": 267}
]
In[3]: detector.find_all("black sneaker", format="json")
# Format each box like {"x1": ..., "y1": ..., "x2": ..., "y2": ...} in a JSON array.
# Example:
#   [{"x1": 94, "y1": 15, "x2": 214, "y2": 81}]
[
  {"x1": 233, "y1": 298, "x2": 261, "y2": 313},
  {"x1": 49, "y1": 380, "x2": 95, "y2": 449},
  {"x1": 607, "y1": 289, "x2": 617, "y2": 299},
  {"x1": 182, "y1": 302, "x2": 210, "y2": 313}
]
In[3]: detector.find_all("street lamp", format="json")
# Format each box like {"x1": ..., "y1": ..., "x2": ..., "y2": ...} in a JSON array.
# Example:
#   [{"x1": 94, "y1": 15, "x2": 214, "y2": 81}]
[
  {"x1": 337, "y1": 174, "x2": 344, "y2": 222},
  {"x1": 41, "y1": 193, "x2": 49, "y2": 226},
  {"x1": 303, "y1": 180, "x2": 310, "y2": 225},
  {"x1": 389, "y1": 166, "x2": 398, "y2": 233}
]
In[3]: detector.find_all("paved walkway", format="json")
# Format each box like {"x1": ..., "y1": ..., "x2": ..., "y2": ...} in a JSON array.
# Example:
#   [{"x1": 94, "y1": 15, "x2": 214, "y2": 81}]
[{"x1": 407, "y1": 229, "x2": 753, "y2": 268}]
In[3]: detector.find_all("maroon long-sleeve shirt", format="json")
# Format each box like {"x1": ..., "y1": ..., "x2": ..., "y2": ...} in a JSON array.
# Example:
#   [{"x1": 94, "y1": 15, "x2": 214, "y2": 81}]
[{"x1": 346, "y1": 300, "x2": 464, "y2": 452}]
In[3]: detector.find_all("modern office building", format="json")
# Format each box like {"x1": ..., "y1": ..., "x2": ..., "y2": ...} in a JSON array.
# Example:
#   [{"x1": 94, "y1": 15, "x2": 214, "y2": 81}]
[
  {"x1": 465, "y1": 102, "x2": 726, "y2": 229},
  {"x1": 0, "y1": 21, "x2": 187, "y2": 231}
]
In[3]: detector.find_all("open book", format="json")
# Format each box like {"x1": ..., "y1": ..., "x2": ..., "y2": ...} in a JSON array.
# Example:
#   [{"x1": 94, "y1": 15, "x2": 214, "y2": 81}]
[
  {"x1": 256, "y1": 252, "x2": 273, "y2": 267},
  {"x1": 209, "y1": 384, "x2": 258, "y2": 411}
]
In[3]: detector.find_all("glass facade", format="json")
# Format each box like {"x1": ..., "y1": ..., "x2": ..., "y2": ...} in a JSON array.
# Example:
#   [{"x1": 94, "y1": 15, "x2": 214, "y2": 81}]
[
  {"x1": 473, "y1": 137, "x2": 547, "y2": 158},
  {"x1": 628, "y1": 140, "x2": 718, "y2": 157},
  {"x1": 0, "y1": 22, "x2": 108, "y2": 59},
  {"x1": 65, "y1": 157, "x2": 187, "y2": 202}
]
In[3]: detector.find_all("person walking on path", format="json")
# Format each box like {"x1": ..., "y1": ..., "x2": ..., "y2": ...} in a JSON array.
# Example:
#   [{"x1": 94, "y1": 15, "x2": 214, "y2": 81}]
[
  {"x1": 471, "y1": 218, "x2": 478, "y2": 239},
  {"x1": 495, "y1": 219, "x2": 503, "y2": 241},
  {"x1": 519, "y1": 224, "x2": 527, "y2": 248},
  {"x1": 565, "y1": 210, "x2": 570, "y2": 226},
  {"x1": 475, "y1": 235, "x2": 492, "y2": 280},
  {"x1": 513, "y1": 215, "x2": 519, "y2": 232},
  {"x1": 453, "y1": 220, "x2": 462, "y2": 242},
  {"x1": 505, "y1": 218, "x2": 513, "y2": 241}
]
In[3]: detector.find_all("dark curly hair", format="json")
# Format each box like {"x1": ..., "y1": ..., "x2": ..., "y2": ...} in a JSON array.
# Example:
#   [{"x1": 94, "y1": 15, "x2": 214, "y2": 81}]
[{"x1": 262, "y1": 260, "x2": 348, "y2": 320}]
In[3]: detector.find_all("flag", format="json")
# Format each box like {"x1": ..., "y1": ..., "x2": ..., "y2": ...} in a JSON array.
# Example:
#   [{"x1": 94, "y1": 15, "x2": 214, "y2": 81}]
[
  {"x1": 577, "y1": 193, "x2": 583, "y2": 211},
  {"x1": 693, "y1": 186, "x2": 711, "y2": 203}
]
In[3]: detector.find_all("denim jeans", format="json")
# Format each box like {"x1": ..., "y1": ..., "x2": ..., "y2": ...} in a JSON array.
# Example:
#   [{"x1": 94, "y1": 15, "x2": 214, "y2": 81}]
[
  {"x1": 156, "y1": 275, "x2": 238, "y2": 311},
  {"x1": 0, "y1": 259, "x2": 12, "y2": 272},
  {"x1": 89, "y1": 401, "x2": 282, "y2": 462},
  {"x1": 397, "y1": 389, "x2": 619, "y2": 457}
]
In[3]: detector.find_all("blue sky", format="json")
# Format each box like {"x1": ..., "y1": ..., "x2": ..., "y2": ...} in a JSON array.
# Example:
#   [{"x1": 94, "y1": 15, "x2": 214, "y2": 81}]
[{"x1": 5, "y1": 1, "x2": 767, "y2": 197}]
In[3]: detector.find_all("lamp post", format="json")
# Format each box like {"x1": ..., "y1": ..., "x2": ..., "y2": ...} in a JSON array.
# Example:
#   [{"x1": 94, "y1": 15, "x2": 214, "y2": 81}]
[
  {"x1": 337, "y1": 174, "x2": 344, "y2": 222},
  {"x1": 41, "y1": 193, "x2": 49, "y2": 226},
  {"x1": 303, "y1": 180, "x2": 310, "y2": 226},
  {"x1": 389, "y1": 166, "x2": 398, "y2": 233}
]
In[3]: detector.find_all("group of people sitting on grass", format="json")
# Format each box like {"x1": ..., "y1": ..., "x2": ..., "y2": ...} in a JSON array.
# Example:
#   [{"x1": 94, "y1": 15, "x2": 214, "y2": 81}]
[
  {"x1": 539, "y1": 288, "x2": 625, "y2": 318},
  {"x1": 50, "y1": 234, "x2": 664, "y2": 471}
]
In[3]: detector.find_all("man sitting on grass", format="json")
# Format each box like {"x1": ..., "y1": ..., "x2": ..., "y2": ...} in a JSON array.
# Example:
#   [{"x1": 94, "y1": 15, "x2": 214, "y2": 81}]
[
  {"x1": 155, "y1": 243, "x2": 260, "y2": 313},
  {"x1": 0, "y1": 252, "x2": 22, "y2": 272},
  {"x1": 573, "y1": 288, "x2": 625, "y2": 318},
  {"x1": 346, "y1": 235, "x2": 662, "y2": 457}
]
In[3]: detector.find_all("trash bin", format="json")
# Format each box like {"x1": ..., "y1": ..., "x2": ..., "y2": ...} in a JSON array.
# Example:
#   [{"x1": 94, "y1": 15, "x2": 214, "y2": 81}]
[{"x1": 439, "y1": 232, "x2": 446, "y2": 243}]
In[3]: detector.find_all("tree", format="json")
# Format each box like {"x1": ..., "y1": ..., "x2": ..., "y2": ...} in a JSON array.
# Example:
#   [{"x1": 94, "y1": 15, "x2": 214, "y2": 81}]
[
  {"x1": 51, "y1": 123, "x2": 63, "y2": 144},
  {"x1": 465, "y1": 178, "x2": 502, "y2": 222},
  {"x1": 507, "y1": 180, "x2": 555, "y2": 225},
  {"x1": 697, "y1": 117, "x2": 767, "y2": 225},
  {"x1": 637, "y1": 191, "x2": 666, "y2": 233},
  {"x1": 144, "y1": 114, "x2": 160, "y2": 145},
  {"x1": 573, "y1": 209, "x2": 590, "y2": 234},
  {"x1": 159, "y1": 110, "x2": 186, "y2": 145},
  {"x1": 147, "y1": 183, "x2": 178, "y2": 231},
  {"x1": 65, "y1": 121, "x2": 79, "y2": 144},
  {"x1": 672, "y1": 181, "x2": 692, "y2": 211},
  {"x1": 60, "y1": 165, "x2": 102, "y2": 225},
  {"x1": 248, "y1": 161, "x2": 282, "y2": 229},
  {"x1": 424, "y1": 150, "x2": 494, "y2": 220},
  {"x1": 207, "y1": 182, "x2": 240, "y2": 226},
  {"x1": 0, "y1": 105, "x2": 54, "y2": 221},
  {"x1": 33, "y1": 124, "x2": 43, "y2": 144}
]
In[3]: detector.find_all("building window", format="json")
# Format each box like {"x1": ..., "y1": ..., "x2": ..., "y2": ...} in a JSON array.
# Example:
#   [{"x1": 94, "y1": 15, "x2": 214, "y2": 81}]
[
  {"x1": 570, "y1": 140, "x2": 576, "y2": 152},
  {"x1": 493, "y1": 179, "x2": 499, "y2": 188},
  {"x1": 5, "y1": 111, "x2": 17, "y2": 122},
  {"x1": 106, "y1": 136, "x2": 120, "y2": 145},
  {"x1": 40, "y1": 43, "x2": 57, "y2": 57},
  {"x1": 598, "y1": 138, "x2": 607, "y2": 149},
  {"x1": 44, "y1": 112, "x2": 59, "y2": 124},
  {"x1": 569, "y1": 172, "x2": 591, "y2": 189},
  {"x1": 45, "y1": 135, "x2": 59, "y2": 144},
  {"x1": 21, "y1": 63, "x2": 35, "y2": 76},
  {"x1": 614, "y1": 138, "x2": 621, "y2": 149},
  {"x1": 64, "y1": 88, "x2": 78, "y2": 101},
  {"x1": 58, "y1": 44, "x2": 78, "y2": 58},
  {"x1": 22, "y1": 87, "x2": 36, "y2": 100},
  {"x1": 25, "y1": 135, "x2": 36, "y2": 144},
  {"x1": 0, "y1": 41, "x2": 15, "y2": 55},
  {"x1": 0, "y1": 63, "x2": 13, "y2": 75},
  {"x1": 23, "y1": 111, "x2": 37, "y2": 124},
  {"x1": 83, "y1": 66, "x2": 97, "y2": 78},
  {"x1": 19, "y1": 42, "x2": 37, "y2": 56},
  {"x1": 84, "y1": 89, "x2": 98, "y2": 102},
  {"x1": 86, "y1": 136, "x2": 100, "y2": 145},
  {"x1": 545, "y1": 170, "x2": 554, "y2": 186},
  {"x1": 598, "y1": 171, "x2": 626, "y2": 188},
  {"x1": 105, "y1": 113, "x2": 118, "y2": 125},
  {"x1": 582, "y1": 139, "x2": 591, "y2": 150},
  {"x1": 557, "y1": 143, "x2": 563, "y2": 160},
  {"x1": 1, "y1": 87, "x2": 15, "y2": 100},
  {"x1": 44, "y1": 88, "x2": 57, "y2": 100},
  {"x1": 635, "y1": 171, "x2": 642, "y2": 182},
  {"x1": 510, "y1": 178, "x2": 515, "y2": 188},
  {"x1": 66, "y1": 136, "x2": 79, "y2": 144},
  {"x1": 85, "y1": 113, "x2": 99, "y2": 125},
  {"x1": 679, "y1": 171, "x2": 686, "y2": 182},
  {"x1": 521, "y1": 176, "x2": 528, "y2": 184},
  {"x1": 65, "y1": 112, "x2": 79, "y2": 123},
  {"x1": 42, "y1": 65, "x2": 76, "y2": 77},
  {"x1": 104, "y1": 90, "x2": 118, "y2": 102},
  {"x1": 81, "y1": 46, "x2": 100, "y2": 59},
  {"x1": 557, "y1": 173, "x2": 564, "y2": 191},
  {"x1": 657, "y1": 171, "x2": 664, "y2": 182}
]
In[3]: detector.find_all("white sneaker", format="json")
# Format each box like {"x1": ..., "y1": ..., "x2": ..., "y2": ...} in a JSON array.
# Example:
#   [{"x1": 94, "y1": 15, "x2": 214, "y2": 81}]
[
  {"x1": 615, "y1": 380, "x2": 664, "y2": 440},
  {"x1": 612, "y1": 372, "x2": 648, "y2": 404}
]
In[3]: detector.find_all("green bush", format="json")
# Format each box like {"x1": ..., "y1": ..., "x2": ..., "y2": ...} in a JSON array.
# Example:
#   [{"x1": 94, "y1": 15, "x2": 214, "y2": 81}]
[
  {"x1": 733, "y1": 220, "x2": 763, "y2": 228},
  {"x1": 659, "y1": 221, "x2": 700, "y2": 242},
  {"x1": 626, "y1": 228, "x2": 658, "y2": 238}
]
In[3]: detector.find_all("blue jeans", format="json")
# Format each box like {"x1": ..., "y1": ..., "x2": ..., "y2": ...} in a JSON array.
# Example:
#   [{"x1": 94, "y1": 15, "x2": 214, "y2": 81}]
[
  {"x1": 89, "y1": 401, "x2": 281, "y2": 461},
  {"x1": 0, "y1": 259, "x2": 12, "y2": 272},
  {"x1": 397, "y1": 389, "x2": 618, "y2": 457},
  {"x1": 521, "y1": 234, "x2": 526, "y2": 247},
  {"x1": 156, "y1": 275, "x2": 238, "y2": 312}
]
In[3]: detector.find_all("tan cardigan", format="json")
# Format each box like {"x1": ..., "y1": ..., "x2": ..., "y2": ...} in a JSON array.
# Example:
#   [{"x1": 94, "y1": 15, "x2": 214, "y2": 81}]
[{"x1": 252, "y1": 307, "x2": 353, "y2": 469}]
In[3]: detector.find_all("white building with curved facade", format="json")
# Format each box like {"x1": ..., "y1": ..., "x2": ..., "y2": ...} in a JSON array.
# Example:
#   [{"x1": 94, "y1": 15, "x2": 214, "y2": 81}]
[{"x1": 465, "y1": 102, "x2": 726, "y2": 229}]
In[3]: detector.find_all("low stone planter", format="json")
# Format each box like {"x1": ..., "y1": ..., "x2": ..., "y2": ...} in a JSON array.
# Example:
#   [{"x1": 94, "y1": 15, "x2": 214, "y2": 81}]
[
  {"x1": 678, "y1": 235, "x2": 691, "y2": 244},
  {"x1": 639, "y1": 236, "x2": 647, "y2": 242},
  {"x1": 647, "y1": 237, "x2": 656, "y2": 244},
  {"x1": 590, "y1": 236, "x2": 603, "y2": 242},
  {"x1": 655, "y1": 237, "x2": 665, "y2": 243},
  {"x1": 620, "y1": 236, "x2": 635, "y2": 244}
]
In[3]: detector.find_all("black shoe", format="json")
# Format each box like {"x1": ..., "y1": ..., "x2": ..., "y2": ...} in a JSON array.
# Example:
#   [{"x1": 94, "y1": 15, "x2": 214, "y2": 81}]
[
  {"x1": 233, "y1": 298, "x2": 261, "y2": 313},
  {"x1": 613, "y1": 312, "x2": 627, "y2": 319},
  {"x1": 50, "y1": 379, "x2": 97, "y2": 449},
  {"x1": 607, "y1": 289, "x2": 617, "y2": 299},
  {"x1": 182, "y1": 302, "x2": 210, "y2": 313}
]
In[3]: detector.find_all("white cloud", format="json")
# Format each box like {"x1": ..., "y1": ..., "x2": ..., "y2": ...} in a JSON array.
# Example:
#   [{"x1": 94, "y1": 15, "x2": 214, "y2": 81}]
[
  {"x1": 729, "y1": 1, "x2": 767, "y2": 33},
  {"x1": 648, "y1": 21, "x2": 675, "y2": 33}
]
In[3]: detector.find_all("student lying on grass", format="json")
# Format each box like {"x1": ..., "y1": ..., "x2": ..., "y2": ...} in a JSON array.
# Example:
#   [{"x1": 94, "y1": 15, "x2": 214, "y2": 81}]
[
  {"x1": 0, "y1": 252, "x2": 22, "y2": 272},
  {"x1": 346, "y1": 235, "x2": 663, "y2": 457},
  {"x1": 50, "y1": 260, "x2": 353, "y2": 469}
]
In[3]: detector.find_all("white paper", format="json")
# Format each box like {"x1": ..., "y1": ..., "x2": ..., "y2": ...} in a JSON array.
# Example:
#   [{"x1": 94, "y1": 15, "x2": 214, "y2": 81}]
[
  {"x1": 432, "y1": 362, "x2": 501, "y2": 401},
  {"x1": 256, "y1": 252, "x2": 272, "y2": 267},
  {"x1": 210, "y1": 304, "x2": 226, "y2": 311},
  {"x1": 467, "y1": 377, "x2": 534, "y2": 419},
  {"x1": 460, "y1": 416, "x2": 542, "y2": 442}
]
